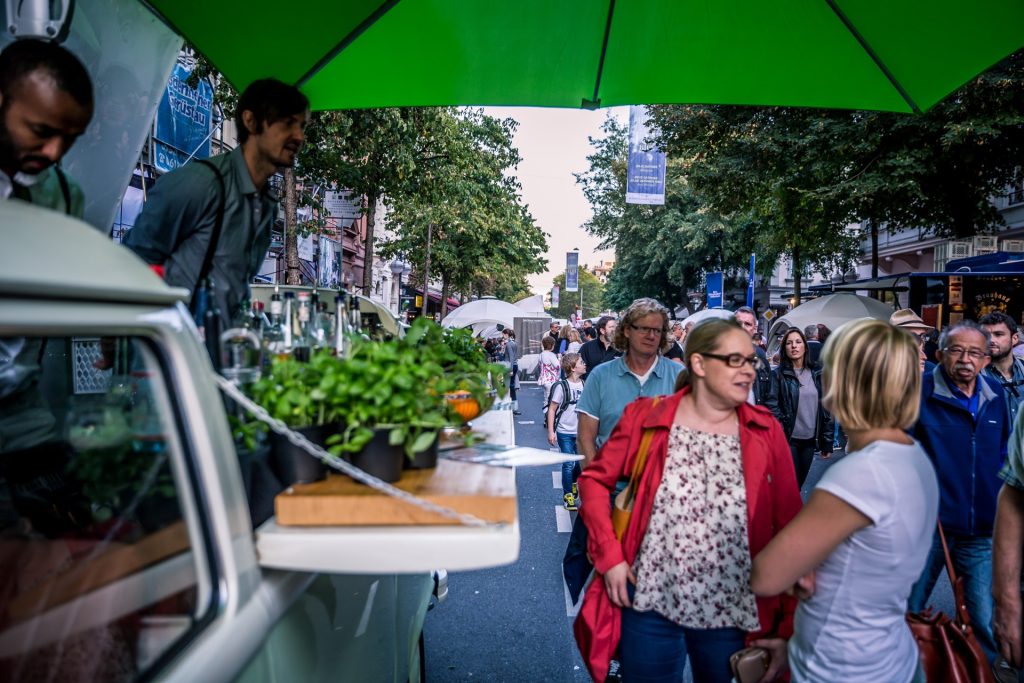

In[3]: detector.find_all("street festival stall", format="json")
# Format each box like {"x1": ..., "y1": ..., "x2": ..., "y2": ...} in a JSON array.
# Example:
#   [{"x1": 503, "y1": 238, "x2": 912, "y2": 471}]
[{"x1": 3, "y1": 0, "x2": 1022, "y2": 678}]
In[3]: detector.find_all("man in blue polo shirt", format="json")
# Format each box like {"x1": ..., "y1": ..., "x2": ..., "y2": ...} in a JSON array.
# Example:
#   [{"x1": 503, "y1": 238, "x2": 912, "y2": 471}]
[
  {"x1": 577, "y1": 299, "x2": 682, "y2": 467},
  {"x1": 909, "y1": 319, "x2": 1010, "y2": 667}
]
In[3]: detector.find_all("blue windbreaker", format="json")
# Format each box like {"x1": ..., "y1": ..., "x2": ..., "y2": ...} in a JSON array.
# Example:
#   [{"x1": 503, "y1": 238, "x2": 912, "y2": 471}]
[{"x1": 912, "y1": 366, "x2": 1010, "y2": 536}]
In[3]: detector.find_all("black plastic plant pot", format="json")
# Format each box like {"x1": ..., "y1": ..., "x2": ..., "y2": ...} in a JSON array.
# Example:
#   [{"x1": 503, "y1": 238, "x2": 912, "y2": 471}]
[
  {"x1": 269, "y1": 423, "x2": 335, "y2": 486},
  {"x1": 350, "y1": 428, "x2": 405, "y2": 483},
  {"x1": 404, "y1": 433, "x2": 440, "y2": 470}
]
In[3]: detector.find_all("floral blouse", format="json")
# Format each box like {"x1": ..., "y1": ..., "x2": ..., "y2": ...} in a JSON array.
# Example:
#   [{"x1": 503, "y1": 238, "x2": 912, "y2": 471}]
[{"x1": 632, "y1": 424, "x2": 761, "y2": 631}]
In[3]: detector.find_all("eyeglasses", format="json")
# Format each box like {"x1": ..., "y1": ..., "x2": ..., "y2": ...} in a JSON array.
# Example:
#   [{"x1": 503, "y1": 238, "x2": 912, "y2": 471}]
[
  {"x1": 629, "y1": 324, "x2": 664, "y2": 337},
  {"x1": 943, "y1": 346, "x2": 988, "y2": 361},
  {"x1": 700, "y1": 352, "x2": 765, "y2": 371}
]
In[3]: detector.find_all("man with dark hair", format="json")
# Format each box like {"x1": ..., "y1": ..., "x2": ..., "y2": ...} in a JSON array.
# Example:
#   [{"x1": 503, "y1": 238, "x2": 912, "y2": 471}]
[
  {"x1": 0, "y1": 39, "x2": 92, "y2": 214},
  {"x1": 579, "y1": 315, "x2": 620, "y2": 381},
  {"x1": 735, "y1": 306, "x2": 771, "y2": 405},
  {"x1": 981, "y1": 311, "x2": 1024, "y2": 427},
  {"x1": 581, "y1": 318, "x2": 598, "y2": 340},
  {"x1": 125, "y1": 78, "x2": 308, "y2": 326}
]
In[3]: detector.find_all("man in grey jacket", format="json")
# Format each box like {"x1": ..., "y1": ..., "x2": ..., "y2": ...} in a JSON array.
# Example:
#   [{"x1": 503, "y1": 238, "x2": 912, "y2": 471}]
[{"x1": 125, "y1": 78, "x2": 308, "y2": 326}]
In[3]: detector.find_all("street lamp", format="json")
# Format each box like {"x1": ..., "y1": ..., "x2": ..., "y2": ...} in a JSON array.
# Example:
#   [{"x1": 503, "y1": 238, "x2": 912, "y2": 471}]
[{"x1": 389, "y1": 259, "x2": 412, "y2": 317}]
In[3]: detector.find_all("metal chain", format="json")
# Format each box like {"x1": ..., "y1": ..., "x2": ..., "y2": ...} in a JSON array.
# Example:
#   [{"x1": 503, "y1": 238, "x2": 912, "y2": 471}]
[{"x1": 215, "y1": 375, "x2": 502, "y2": 528}]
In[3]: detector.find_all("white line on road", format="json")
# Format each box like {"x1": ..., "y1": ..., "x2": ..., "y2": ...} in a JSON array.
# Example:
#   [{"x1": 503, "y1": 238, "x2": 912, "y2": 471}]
[
  {"x1": 555, "y1": 505, "x2": 573, "y2": 533},
  {"x1": 552, "y1": 471, "x2": 561, "y2": 489}
]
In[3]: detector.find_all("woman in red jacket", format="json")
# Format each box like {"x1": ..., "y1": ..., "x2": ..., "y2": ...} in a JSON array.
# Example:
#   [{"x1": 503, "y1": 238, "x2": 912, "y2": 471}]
[{"x1": 575, "y1": 318, "x2": 802, "y2": 683}]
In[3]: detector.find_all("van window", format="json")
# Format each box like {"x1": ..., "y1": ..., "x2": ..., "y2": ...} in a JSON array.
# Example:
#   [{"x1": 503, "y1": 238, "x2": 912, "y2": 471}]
[{"x1": 0, "y1": 336, "x2": 213, "y2": 681}]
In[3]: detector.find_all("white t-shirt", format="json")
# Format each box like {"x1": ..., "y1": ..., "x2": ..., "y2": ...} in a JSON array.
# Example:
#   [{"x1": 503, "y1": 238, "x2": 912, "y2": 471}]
[
  {"x1": 549, "y1": 379, "x2": 585, "y2": 435},
  {"x1": 788, "y1": 439, "x2": 938, "y2": 683}
]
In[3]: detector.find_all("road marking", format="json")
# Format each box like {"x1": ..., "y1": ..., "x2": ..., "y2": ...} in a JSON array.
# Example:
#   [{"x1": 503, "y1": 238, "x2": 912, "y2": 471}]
[
  {"x1": 517, "y1": 420, "x2": 535, "y2": 425},
  {"x1": 552, "y1": 471, "x2": 561, "y2": 489},
  {"x1": 555, "y1": 505, "x2": 573, "y2": 533}
]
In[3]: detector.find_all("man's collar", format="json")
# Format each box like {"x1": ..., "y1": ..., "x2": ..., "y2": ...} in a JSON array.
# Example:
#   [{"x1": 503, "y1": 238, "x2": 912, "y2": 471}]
[
  {"x1": 614, "y1": 354, "x2": 664, "y2": 377},
  {"x1": 229, "y1": 146, "x2": 280, "y2": 199}
]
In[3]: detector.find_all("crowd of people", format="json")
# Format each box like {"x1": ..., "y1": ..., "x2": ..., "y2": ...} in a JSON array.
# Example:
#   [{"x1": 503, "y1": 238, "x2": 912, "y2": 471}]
[{"x1": 520, "y1": 296, "x2": 1024, "y2": 683}]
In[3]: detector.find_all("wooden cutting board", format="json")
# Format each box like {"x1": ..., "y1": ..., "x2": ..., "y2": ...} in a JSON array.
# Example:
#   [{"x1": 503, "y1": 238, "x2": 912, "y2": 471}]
[{"x1": 274, "y1": 458, "x2": 516, "y2": 526}]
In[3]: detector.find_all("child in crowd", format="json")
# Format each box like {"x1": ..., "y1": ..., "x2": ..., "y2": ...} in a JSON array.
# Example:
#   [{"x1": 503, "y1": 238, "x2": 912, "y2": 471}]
[
  {"x1": 547, "y1": 352, "x2": 586, "y2": 511},
  {"x1": 539, "y1": 336, "x2": 560, "y2": 396}
]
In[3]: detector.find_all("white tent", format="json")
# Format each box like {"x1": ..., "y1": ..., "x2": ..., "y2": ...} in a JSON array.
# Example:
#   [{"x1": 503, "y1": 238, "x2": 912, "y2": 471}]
[
  {"x1": 682, "y1": 307, "x2": 734, "y2": 327},
  {"x1": 513, "y1": 294, "x2": 547, "y2": 316},
  {"x1": 440, "y1": 296, "x2": 524, "y2": 334}
]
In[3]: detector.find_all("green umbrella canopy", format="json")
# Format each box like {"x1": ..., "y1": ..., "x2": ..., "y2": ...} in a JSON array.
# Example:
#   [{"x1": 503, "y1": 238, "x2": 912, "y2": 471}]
[{"x1": 148, "y1": 0, "x2": 1024, "y2": 113}]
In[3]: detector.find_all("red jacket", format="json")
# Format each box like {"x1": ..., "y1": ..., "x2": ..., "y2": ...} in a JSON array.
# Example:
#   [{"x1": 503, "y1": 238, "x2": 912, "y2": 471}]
[{"x1": 574, "y1": 388, "x2": 802, "y2": 682}]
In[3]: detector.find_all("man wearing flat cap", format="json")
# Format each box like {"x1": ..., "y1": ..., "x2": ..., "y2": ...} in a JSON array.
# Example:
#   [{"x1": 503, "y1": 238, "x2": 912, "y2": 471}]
[{"x1": 890, "y1": 309, "x2": 935, "y2": 372}]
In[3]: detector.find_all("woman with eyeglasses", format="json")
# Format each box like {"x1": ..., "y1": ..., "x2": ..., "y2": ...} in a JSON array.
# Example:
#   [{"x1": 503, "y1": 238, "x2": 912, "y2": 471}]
[
  {"x1": 575, "y1": 318, "x2": 801, "y2": 683},
  {"x1": 765, "y1": 327, "x2": 834, "y2": 488}
]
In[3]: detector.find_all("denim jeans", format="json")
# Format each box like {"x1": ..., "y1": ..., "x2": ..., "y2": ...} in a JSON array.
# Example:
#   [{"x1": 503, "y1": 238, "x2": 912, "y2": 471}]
[
  {"x1": 620, "y1": 585, "x2": 745, "y2": 683},
  {"x1": 908, "y1": 532, "x2": 996, "y2": 664},
  {"x1": 557, "y1": 433, "x2": 579, "y2": 495}
]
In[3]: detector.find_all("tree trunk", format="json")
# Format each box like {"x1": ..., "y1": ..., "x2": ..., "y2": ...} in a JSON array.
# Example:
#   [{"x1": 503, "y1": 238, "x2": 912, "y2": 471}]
[
  {"x1": 421, "y1": 223, "x2": 433, "y2": 317},
  {"x1": 440, "y1": 274, "x2": 450, "y2": 319},
  {"x1": 870, "y1": 219, "x2": 879, "y2": 300},
  {"x1": 283, "y1": 168, "x2": 301, "y2": 285},
  {"x1": 792, "y1": 244, "x2": 802, "y2": 308},
  {"x1": 361, "y1": 193, "x2": 378, "y2": 296}
]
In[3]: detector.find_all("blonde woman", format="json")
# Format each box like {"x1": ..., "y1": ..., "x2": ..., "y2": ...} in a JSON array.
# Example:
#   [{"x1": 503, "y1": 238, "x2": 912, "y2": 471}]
[{"x1": 751, "y1": 319, "x2": 938, "y2": 683}]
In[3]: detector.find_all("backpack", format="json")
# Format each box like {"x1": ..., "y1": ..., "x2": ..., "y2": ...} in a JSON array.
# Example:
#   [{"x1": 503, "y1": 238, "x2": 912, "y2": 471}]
[{"x1": 542, "y1": 379, "x2": 580, "y2": 431}]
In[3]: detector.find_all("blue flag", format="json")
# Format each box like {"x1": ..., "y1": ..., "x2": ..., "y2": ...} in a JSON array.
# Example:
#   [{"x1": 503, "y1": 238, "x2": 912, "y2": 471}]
[
  {"x1": 706, "y1": 272, "x2": 724, "y2": 309},
  {"x1": 746, "y1": 254, "x2": 756, "y2": 308}
]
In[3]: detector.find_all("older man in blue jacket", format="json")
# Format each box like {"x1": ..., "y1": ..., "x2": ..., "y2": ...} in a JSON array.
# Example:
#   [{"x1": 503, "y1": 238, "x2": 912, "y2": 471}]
[{"x1": 909, "y1": 320, "x2": 1010, "y2": 665}]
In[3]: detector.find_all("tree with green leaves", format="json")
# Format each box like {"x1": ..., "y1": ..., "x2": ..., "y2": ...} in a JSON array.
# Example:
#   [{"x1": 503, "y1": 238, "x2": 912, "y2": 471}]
[
  {"x1": 550, "y1": 268, "x2": 603, "y2": 319},
  {"x1": 650, "y1": 49, "x2": 1024, "y2": 298},
  {"x1": 380, "y1": 109, "x2": 548, "y2": 316},
  {"x1": 576, "y1": 116, "x2": 758, "y2": 312}
]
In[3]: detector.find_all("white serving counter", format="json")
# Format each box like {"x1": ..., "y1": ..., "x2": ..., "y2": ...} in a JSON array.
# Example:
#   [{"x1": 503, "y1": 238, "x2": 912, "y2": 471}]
[{"x1": 255, "y1": 407, "x2": 521, "y2": 574}]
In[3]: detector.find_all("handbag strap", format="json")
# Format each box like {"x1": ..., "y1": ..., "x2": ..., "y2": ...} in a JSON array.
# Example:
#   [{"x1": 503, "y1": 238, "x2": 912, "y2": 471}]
[
  {"x1": 937, "y1": 522, "x2": 973, "y2": 628},
  {"x1": 624, "y1": 397, "x2": 662, "y2": 507}
]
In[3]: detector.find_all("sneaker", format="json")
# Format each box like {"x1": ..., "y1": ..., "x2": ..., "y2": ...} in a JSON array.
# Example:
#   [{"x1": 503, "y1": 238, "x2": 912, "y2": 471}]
[
  {"x1": 606, "y1": 659, "x2": 623, "y2": 682},
  {"x1": 994, "y1": 656, "x2": 1018, "y2": 683},
  {"x1": 571, "y1": 482, "x2": 581, "y2": 507},
  {"x1": 563, "y1": 492, "x2": 578, "y2": 511}
]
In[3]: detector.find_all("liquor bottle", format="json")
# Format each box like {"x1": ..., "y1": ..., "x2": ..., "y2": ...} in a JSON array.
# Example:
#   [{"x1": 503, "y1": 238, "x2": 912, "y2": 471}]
[
  {"x1": 314, "y1": 301, "x2": 333, "y2": 350},
  {"x1": 292, "y1": 291, "x2": 313, "y2": 362},
  {"x1": 263, "y1": 290, "x2": 288, "y2": 363},
  {"x1": 334, "y1": 292, "x2": 351, "y2": 358},
  {"x1": 282, "y1": 291, "x2": 296, "y2": 352}
]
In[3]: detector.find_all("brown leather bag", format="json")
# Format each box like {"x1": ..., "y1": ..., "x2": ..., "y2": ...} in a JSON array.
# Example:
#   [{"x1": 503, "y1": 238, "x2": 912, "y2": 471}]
[
  {"x1": 905, "y1": 524, "x2": 995, "y2": 683},
  {"x1": 611, "y1": 399, "x2": 661, "y2": 540}
]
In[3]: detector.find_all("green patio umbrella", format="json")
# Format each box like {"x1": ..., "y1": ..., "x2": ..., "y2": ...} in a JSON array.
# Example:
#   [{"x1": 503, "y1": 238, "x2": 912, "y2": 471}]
[{"x1": 148, "y1": 0, "x2": 1023, "y2": 113}]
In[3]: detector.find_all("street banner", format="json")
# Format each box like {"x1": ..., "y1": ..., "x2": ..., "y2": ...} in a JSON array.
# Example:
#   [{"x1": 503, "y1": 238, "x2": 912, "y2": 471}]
[
  {"x1": 706, "y1": 272, "x2": 724, "y2": 309},
  {"x1": 319, "y1": 237, "x2": 341, "y2": 288},
  {"x1": 746, "y1": 254, "x2": 756, "y2": 308},
  {"x1": 566, "y1": 252, "x2": 579, "y2": 292},
  {"x1": 154, "y1": 62, "x2": 213, "y2": 173},
  {"x1": 552, "y1": 285, "x2": 560, "y2": 307},
  {"x1": 626, "y1": 105, "x2": 667, "y2": 205}
]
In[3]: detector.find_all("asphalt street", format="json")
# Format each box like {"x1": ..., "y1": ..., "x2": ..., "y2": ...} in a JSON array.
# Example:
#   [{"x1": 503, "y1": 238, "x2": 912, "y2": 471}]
[{"x1": 424, "y1": 382, "x2": 953, "y2": 682}]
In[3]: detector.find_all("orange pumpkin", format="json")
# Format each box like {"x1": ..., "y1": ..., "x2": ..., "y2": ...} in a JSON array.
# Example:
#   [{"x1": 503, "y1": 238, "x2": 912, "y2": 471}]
[{"x1": 445, "y1": 392, "x2": 481, "y2": 422}]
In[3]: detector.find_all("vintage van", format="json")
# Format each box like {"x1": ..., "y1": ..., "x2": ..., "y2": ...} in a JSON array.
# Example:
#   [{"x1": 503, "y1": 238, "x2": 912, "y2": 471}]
[{"x1": 0, "y1": 200, "x2": 519, "y2": 681}]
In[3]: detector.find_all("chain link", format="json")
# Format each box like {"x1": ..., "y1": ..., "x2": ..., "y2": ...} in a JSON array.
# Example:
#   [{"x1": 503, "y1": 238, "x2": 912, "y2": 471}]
[{"x1": 215, "y1": 375, "x2": 502, "y2": 528}]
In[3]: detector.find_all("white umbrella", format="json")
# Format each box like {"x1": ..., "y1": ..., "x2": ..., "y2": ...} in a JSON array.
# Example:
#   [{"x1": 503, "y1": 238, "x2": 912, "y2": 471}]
[
  {"x1": 767, "y1": 293, "x2": 894, "y2": 353},
  {"x1": 440, "y1": 296, "x2": 524, "y2": 331},
  {"x1": 683, "y1": 307, "x2": 734, "y2": 327}
]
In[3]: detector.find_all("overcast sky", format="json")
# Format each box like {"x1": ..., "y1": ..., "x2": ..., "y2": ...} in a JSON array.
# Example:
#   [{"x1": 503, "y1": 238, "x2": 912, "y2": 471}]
[{"x1": 483, "y1": 106, "x2": 629, "y2": 296}]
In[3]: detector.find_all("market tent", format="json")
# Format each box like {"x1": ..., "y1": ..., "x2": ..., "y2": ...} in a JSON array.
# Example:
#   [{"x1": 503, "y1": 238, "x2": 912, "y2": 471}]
[
  {"x1": 513, "y1": 295, "x2": 547, "y2": 316},
  {"x1": 683, "y1": 308, "x2": 734, "y2": 327},
  {"x1": 440, "y1": 296, "x2": 523, "y2": 333},
  {"x1": 766, "y1": 293, "x2": 894, "y2": 354},
  {"x1": 146, "y1": 0, "x2": 1023, "y2": 113}
]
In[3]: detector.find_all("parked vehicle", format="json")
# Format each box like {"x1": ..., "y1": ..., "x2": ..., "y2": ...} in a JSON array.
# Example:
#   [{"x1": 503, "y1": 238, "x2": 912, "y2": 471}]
[{"x1": 0, "y1": 201, "x2": 517, "y2": 682}]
